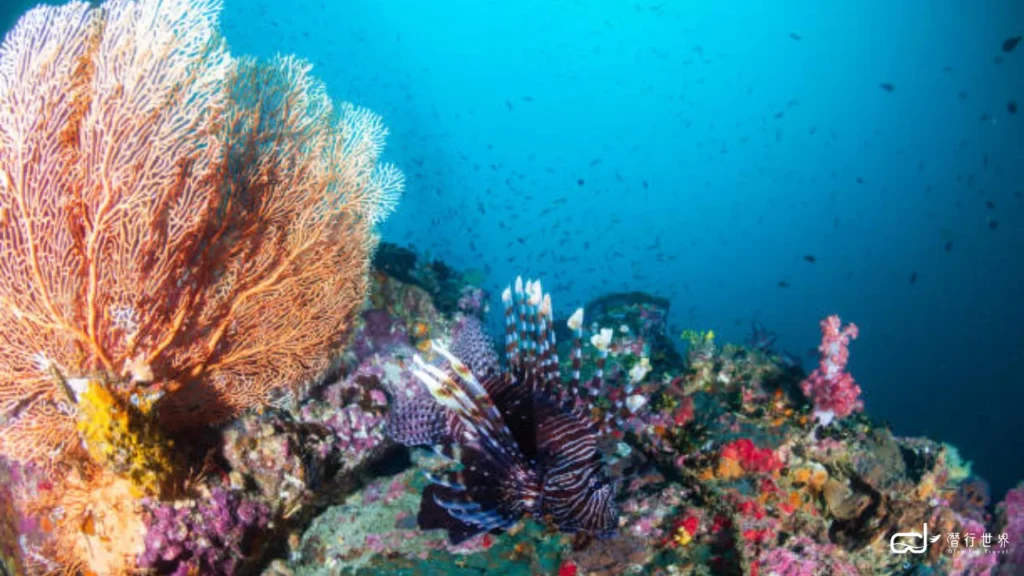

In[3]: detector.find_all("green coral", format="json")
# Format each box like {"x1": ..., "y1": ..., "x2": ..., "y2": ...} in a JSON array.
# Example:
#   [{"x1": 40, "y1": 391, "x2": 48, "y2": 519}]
[
  {"x1": 291, "y1": 462, "x2": 571, "y2": 576},
  {"x1": 942, "y1": 443, "x2": 973, "y2": 483},
  {"x1": 680, "y1": 329, "x2": 716, "y2": 348}
]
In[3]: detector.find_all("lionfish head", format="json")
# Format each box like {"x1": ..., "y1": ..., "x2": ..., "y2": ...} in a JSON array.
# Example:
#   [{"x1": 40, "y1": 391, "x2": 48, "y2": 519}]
[{"x1": 575, "y1": 472, "x2": 619, "y2": 537}]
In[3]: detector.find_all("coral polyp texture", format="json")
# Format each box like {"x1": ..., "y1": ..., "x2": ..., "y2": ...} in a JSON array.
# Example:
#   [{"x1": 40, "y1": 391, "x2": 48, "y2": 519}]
[{"x1": 0, "y1": 0, "x2": 401, "y2": 471}]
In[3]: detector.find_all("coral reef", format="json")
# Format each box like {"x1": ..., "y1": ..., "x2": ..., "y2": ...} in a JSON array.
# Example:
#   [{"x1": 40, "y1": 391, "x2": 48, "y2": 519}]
[
  {"x1": 1, "y1": 233, "x2": 1021, "y2": 575},
  {"x1": 139, "y1": 488, "x2": 270, "y2": 576},
  {"x1": 252, "y1": 257, "x2": 1022, "y2": 576},
  {"x1": 0, "y1": 2, "x2": 1019, "y2": 574},
  {"x1": 995, "y1": 484, "x2": 1024, "y2": 574}
]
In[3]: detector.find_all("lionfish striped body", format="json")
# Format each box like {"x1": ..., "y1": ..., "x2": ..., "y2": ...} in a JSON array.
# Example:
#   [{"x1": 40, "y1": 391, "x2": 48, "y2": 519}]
[{"x1": 387, "y1": 277, "x2": 619, "y2": 544}]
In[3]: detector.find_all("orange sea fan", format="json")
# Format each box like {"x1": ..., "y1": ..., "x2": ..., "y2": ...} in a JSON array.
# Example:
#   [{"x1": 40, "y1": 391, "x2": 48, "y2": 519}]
[
  {"x1": 22, "y1": 466, "x2": 146, "y2": 576},
  {"x1": 0, "y1": 0, "x2": 403, "y2": 469}
]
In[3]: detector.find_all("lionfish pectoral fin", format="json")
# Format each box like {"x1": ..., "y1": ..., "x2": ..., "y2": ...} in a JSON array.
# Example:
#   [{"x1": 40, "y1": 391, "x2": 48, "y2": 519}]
[
  {"x1": 386, "y1": 392, "x2": 451, "y2": 447},
  {"x1": 418, "y1": 484, "x2": 517, "y2": 545},
  {"x1": 412, "y1": 345, "x2": 525, "y2": 467},
  {"x1": 423, "y1": 470, "x2": 465, "y2": 491},
  {"x1": 418, "y1": 484, "x2": 485, "y2": 545},
  {"x1": 417, "y1": 442, "x2": 525, "y2": 544}
]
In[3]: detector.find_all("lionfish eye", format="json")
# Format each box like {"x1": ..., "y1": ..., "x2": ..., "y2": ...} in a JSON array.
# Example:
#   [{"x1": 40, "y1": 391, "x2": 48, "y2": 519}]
[{"x1": 589, "y1": 477, "x2": 610, "y2": 494}]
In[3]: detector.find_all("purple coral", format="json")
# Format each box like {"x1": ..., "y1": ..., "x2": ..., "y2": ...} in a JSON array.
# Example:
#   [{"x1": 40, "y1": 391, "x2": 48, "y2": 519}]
[
  {"x1": 351, "y1": 308, "x2": 411, "y2": 360},
  {"x1": 457, "y1": 286, "x2": 487, "y2": 315},
  {"x1": 757, "y1": 536, "x2": 859, "y2": 576},
  {"x1": 303, "y1": 350, "x2": 398, "y2": 462},
  {"x1": 139, "y1": 488, "x2": 270, "y2": 576},
  {"x1": 996, "y1": 484, "x2": 1024, "y2": 574}
]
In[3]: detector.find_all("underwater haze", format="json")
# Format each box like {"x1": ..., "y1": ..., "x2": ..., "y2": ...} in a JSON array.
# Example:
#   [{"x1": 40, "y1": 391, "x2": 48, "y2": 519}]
[
  {"x1": 8, "y1": 0, "x2": 1024, "y2": 572},
  {"x1": 217, "y1": 0, "x2": 1024, "y2": 499},
  {"x1": 1, "y1": 0, "x2": 1018, "y2": 497}
]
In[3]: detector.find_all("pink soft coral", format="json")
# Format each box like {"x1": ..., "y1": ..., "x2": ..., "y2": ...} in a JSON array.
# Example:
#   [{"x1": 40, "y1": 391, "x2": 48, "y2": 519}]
[
  {"x1": 757, "y1": 536, "x2": 859, "y2": 576},
  {"x1": 800, "y1": 315, "x2": 862, "y2": 424},
  {"x1": 996, "y1": 484, "x2": 1024, "y2": 575}
]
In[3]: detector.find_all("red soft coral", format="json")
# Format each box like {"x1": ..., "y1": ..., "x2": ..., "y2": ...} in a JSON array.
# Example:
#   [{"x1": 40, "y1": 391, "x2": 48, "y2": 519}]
[{"x1": 721, "y1": 439, "x2": 782, "y2": 475}]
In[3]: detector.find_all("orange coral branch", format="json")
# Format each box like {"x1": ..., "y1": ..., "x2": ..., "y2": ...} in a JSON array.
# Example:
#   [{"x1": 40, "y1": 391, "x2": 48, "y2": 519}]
[{"x1": 0, "y1": 0, "x2": 402, "y2": 474}]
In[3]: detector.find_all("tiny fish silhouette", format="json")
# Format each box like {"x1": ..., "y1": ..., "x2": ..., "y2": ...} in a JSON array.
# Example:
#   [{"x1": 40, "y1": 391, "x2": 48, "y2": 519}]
[
  {"x1": 879, "y1": 83, "x2": 895, "y2": 92},
  {"x1": 1008, "y1": 101, "x2": 1017, "y2": 115},
  {"x1": 909, "y1": 272, "x2": 917, "y2": 284},
  {"x1": 789, "y1": 32, "x2": 801, "y2": 40},
  {"x1": 1003, "y1": 36, "x2": 1021, "y2": 53},
  {"x1": 777, "y1": 280, "x2": 790, "y2": 288},
  {"x1": 803, "y1": 254, "x2": 816, "y2": 263}
]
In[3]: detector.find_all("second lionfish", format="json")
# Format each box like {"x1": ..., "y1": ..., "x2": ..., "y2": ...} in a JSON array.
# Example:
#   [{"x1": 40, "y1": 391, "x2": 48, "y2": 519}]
[{"x1": 388, "y1": 277, "x2": 621, "y2": 543}]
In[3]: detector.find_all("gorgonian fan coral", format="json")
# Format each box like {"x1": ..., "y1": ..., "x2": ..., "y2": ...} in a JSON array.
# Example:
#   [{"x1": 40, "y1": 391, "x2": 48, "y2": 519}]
[
  {"x1": 0, "y1": 0, "x2": 401, "y2": 571},
  {"x1": 0, "y1": 0, "x2": 402, "y2": 473}
]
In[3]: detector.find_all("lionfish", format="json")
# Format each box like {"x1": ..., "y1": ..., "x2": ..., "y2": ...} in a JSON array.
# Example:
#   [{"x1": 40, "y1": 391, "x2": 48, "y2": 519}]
[{"x1": 388, "y1": 277, "x2": 620, "y2": 544}]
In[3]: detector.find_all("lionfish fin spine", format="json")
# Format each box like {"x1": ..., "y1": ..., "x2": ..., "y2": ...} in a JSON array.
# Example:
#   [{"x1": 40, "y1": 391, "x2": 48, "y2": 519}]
[
  {"x1": 503, "y1": 286, "x2": 518, "y2": 369},
  {"x1": 541, "y1": 294, "x2": 561, "y2": 384},
  {"x1": 566, "y1": 307, "x2": 585, "y2": 403},
  {"x1": 514, "y1": 276, "x2": 527, "y2": 370},
  {"x1": 413, "y1": 346, "x2": 524, "y2": 466},
  {"x1": 587, "y1": 328, "x2": 613, "y2": 397},
  {"x1": 431, "y1": 444, "x2": 461, "y2": 463},
  {"x1": 424, "y1": 471, "x2": 466, "y2": 491}
]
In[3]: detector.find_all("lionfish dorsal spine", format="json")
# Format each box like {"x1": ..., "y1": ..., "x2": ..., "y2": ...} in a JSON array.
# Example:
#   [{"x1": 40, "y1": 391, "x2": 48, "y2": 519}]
[
  {"x1": 537, "y1": 293, "x2": 562, "y2": 385},
  {"x1": 502, "y1": 286, "x2": 518, "y2": 369},
  {"x1": 588, "y1": 327, "x2": 613, "y2": 394},
  {"x1": 566, "y1": 307, "x2": 585, "y2": 404},
  {"x1": 503, "y1": 277, "x2": 567, "y2": 401}
]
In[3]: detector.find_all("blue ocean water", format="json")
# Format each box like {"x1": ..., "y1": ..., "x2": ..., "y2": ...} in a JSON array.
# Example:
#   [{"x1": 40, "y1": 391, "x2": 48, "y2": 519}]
[
  {"x1": 215, "y1": 0, "x2": 1024, "y2": 499},
  {"x1": 2, "y1": 0, "x2": 1019, "y2": 501}
]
